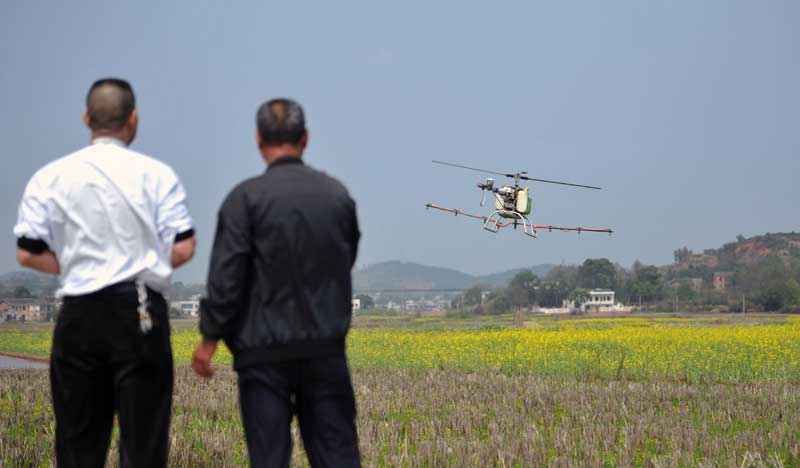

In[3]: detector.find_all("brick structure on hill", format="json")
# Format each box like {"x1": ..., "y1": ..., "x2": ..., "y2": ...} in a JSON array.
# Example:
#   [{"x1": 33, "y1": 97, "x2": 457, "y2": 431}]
[{"x1": 713, "y1": 272, "x2": 733, "y2": 291}]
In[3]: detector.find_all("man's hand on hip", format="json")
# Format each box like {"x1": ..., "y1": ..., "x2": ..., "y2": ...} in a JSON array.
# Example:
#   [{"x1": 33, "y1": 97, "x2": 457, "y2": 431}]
[{"x1": 192, "y1": 337, "x2": 218, "y2": 378}]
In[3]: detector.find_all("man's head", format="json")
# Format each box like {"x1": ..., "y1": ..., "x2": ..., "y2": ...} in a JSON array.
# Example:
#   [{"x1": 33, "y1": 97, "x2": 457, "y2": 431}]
[
  {"x1": 83, "y1": 78, "x2": 138, "y2": 144},
  {"x1": 255, "y1": 98, "x2": 308, "y2": 163}
]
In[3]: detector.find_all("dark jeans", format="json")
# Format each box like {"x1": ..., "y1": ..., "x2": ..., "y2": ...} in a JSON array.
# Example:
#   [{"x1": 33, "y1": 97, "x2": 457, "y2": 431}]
[
  {"x1": 50, "y1": 284, "x2": 173, "y2": 468},
  {"x1": 238, "y1": 356, "x2": 360, "y2": 468}
]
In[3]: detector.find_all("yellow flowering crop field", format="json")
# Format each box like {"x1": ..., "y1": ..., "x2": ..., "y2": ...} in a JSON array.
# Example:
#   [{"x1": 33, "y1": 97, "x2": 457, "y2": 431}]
[
  {"x1": 3, "y1": 315, "x2": 799, "y2": 383},
  {"x1": 350, "y1": 319, "x2": 800, "y2": 382}
]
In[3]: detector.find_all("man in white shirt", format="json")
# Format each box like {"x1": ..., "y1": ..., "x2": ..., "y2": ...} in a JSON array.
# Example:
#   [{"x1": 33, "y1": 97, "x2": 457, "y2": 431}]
[{"x1": 14, "y1": 78, "x2": 195, "y2": 468}]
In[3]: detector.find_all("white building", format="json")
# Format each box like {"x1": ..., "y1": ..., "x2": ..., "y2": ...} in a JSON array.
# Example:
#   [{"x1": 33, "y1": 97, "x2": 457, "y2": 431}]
[
  {"x1": 587, "y1": 290, "x2": 615, "y2": 307},
  {"x1": 0, "y1": 299, "x2": 58, "y2": 322},
  {"x1": 0, "y1": 302, "x2": 12, "y2": 321},
  {"x1": 582, "y1": 290, "x2": 632, "y2": 313},
  {"x1": 352, "y1": 298, "x2": 361, "y2": 311},
  {"x1": 170, "y1": 300, "x2": 200, "y2": 317},
  {"x1": 542, "y1": 289, "x2": 632, "y2": 314}
]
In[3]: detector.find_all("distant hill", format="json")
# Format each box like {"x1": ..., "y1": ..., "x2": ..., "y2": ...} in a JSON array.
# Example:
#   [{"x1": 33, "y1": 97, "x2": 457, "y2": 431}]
[
  {"x1": 475, "y1": 264, "x2": 556, "y2": 288},
  {"x1": 353, "y1": 261, "x2": 555, "y2": 291},
  {"x1": 0, "y1": 271, "x2": 58, "y2": 294},
  {"x1": 666, "y1": 232, "x2": 800, "y2": 280},
  {"x1": 713, "y1": 232, "x2": 800, "y2": 267},
  {"x1": 659, "y1": 232, "x2": 800, "y2": 287},
  {"x1": 353, "y1": 261, "x2": 472, "y2": 290}
]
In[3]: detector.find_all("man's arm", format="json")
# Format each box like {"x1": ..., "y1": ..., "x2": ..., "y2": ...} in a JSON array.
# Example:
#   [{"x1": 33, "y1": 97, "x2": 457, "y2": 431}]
[
  {"x1": 14, "y1": 175, "x2": 58, "y2": 275},
  {"x1": 156, "y1": 168, "x2": 196, "y2": 269},
  {"x1": 16, "y1": 248, "x2": 59, "y2": 275},
  {"x1": 198, "y1": 196, "x2": 251, "y2": 339},
  {"x1": 349, "y1": 197, "x2": 361, "y2": 267},
  {"x1": 193, "y1": 189, "x2": 251, "y2": 377},
  {"x1": 172, "y1": 234, "x2": 196, "y2": 268}
]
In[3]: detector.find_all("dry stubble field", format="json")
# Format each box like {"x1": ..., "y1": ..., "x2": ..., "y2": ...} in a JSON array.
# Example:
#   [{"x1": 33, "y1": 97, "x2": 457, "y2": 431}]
[{"x1": 1, "y1": 314, "x2": 800, "y2": 467}]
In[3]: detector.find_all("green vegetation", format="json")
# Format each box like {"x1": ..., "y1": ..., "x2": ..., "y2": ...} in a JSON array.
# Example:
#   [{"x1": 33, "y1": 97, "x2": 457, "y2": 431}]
[
  {"x1": 436, "y1": 233, "x2": 800, "y2": 316},
  {"x1": 668, "y1": 232, "x2": 800, "y2": 312},
  {"x1": 577, "y1": 258, "x2": 617, "y2": 289}
]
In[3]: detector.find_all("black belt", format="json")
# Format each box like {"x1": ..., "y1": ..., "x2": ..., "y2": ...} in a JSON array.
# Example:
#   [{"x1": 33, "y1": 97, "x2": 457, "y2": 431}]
[
  {"x1": 63, "y1": 281, "x2": 161, "y2": 300},
  {"x1": 96, "y1": 280, "x2": 138, "y2": 295}
]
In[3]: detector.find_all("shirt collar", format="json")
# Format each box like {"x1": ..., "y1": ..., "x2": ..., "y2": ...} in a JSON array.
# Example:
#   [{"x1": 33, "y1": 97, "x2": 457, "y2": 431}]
[
  {"x1": 267, "y1": 156, "x2": 304, "y2": 170},
  {"x1": 92, "y1": 136, "x2": 128, "y2": 147}
]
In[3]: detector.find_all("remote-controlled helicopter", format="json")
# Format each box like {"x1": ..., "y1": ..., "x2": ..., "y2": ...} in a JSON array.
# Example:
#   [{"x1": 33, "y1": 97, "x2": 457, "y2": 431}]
[{"x1": 425, "y1": 160, "x2": 613, "y2": 238}]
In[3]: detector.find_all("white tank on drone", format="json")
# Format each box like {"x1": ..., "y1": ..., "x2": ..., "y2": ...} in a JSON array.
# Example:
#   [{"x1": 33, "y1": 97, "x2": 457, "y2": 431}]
[{"x1": 515, "y1": 188, "x2": 532, "y2": 215}]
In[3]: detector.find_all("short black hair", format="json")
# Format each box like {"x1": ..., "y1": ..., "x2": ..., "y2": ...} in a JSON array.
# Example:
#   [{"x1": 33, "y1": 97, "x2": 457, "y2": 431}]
[
  {"x1": 256, "y1": 98, "x2": 306, "y2": 145},
  {"x1": 85, "y1": 78, "x2": 136, "y2": 131}
]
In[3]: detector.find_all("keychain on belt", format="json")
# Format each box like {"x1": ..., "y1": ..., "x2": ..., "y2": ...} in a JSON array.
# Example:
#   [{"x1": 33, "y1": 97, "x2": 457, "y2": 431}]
[{"x1": 136, "y1": 279, "x2": 153, "y2": 334}]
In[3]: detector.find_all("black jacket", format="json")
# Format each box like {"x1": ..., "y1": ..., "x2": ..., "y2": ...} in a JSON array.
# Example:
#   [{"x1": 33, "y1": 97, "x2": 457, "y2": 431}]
[{"x1": 199, "y1": 157, "x2": 360, "y2": 369}]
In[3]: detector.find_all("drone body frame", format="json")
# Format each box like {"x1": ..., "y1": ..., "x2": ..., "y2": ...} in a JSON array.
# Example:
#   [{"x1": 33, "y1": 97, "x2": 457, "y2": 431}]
[{"x1": 426, "y1": 161, "x2": 613, "y2": 238}]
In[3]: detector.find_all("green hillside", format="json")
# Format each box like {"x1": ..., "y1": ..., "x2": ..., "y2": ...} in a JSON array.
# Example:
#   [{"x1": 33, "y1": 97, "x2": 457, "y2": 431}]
[{"x1": 353, "y1": 261, "x2": 555, "y2": 291}]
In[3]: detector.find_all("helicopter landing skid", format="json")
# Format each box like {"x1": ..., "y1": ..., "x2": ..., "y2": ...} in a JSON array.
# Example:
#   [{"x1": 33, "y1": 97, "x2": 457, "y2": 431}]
[{"x1": 483, "y1": 210, "x2": 537, "y2": 238}]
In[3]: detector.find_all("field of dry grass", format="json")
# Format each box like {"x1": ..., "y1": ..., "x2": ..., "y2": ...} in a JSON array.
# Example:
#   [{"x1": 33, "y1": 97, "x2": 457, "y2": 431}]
[{"x1": 2, "y1": 366, "x2": 799, "y2": 467}]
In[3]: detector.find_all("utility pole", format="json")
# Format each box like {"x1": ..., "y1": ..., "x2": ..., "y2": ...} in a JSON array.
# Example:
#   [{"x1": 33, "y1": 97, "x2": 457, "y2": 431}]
[{"x1": 742, "y1": 295, "x2": 745, "y2": 314}]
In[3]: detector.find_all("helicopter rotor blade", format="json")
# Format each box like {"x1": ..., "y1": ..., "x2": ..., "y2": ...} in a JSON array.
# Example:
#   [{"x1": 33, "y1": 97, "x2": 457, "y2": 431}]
[
  {"x1": 432, "y1": 160, "x2": 513, "y2": 178},
  {"x1": 433, "y1": 160, "x2": 603, "y2": 190},
  {"x1": 518, "y1": 175, "x2": 602, "y2": 190}
]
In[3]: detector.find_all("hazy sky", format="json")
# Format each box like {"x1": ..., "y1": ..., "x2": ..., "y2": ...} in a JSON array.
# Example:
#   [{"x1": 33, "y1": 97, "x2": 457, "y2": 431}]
[{"x1": 2, "y1": 1, "x2": 798, "y2": 282}]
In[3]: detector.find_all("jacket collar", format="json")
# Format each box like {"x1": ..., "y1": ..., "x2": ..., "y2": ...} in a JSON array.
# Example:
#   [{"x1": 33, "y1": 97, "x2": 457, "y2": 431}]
[{"x1": 268, "y1": 156, "x2": 304, "y2": 170}]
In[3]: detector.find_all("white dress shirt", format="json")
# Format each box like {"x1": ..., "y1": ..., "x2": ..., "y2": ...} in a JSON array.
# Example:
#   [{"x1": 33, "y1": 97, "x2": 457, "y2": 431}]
[{"x1": 13, "y1": 137, "x2": 194, "y2": 296}]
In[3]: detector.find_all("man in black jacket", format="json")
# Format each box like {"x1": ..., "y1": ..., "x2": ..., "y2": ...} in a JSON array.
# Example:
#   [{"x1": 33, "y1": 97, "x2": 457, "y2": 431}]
[{"x1": 192, "y1": 98, "x2": 361, "y2": 467}]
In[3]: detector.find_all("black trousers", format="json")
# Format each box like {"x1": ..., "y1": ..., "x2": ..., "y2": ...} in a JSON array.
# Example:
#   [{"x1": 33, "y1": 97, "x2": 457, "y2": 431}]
[
  {"x1": 238, "y1": 356, "x2": 360, "y2": 468},
  {"x1": 50, "y1": 283, "x2": 173, "y2": 468}
]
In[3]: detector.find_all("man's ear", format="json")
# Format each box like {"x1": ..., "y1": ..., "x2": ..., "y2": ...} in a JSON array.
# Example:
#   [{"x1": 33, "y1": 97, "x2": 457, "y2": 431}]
[
  {"x1": 255, "y1": 130, "x2": 270, "y2": 163},
  {"x1": 83, "y1": 111, "x2": 91, "y2": 128},
  {"x1": 300, "y1": 130, "x2": 309, "y2": 149},
  {"x1": 126, "y1": 109, "x2": 139, "y2": 144}
]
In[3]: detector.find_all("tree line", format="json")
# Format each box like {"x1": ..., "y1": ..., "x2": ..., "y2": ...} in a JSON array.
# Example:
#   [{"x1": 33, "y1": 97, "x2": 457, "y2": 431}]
[
  {"x1": 453, "y1": 255, "x2": 800, "y2": 314},
  {"x1": 453, "y1": 258, "x2": 663, "y2": 314}
]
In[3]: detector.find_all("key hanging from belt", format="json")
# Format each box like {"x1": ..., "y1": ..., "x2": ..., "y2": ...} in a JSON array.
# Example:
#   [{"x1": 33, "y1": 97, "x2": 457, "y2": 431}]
[{"x1": 136, "y1": 279, "x2": 153, "y2": 334}]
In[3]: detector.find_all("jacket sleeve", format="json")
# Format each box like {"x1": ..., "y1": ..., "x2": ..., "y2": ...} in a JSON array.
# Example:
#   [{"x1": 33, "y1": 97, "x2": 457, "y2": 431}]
[
  {"x1": 199, "y1": 188, "x2": 251, "y2": 340},
  {"x1": 349, "y1": 197, "x2": 361, "y2": 267}
]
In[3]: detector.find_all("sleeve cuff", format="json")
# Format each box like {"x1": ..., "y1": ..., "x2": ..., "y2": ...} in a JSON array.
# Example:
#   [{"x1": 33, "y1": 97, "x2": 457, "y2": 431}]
[
  {"x1": 175, "y1": 228, "x2": 196, "y2": 242},
  {"x1": 198, "y1": 299, "x2": 239, "y2": 341},
  {"x1": 17, "y1": 237, "x2": 49, "y2": 254}
]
